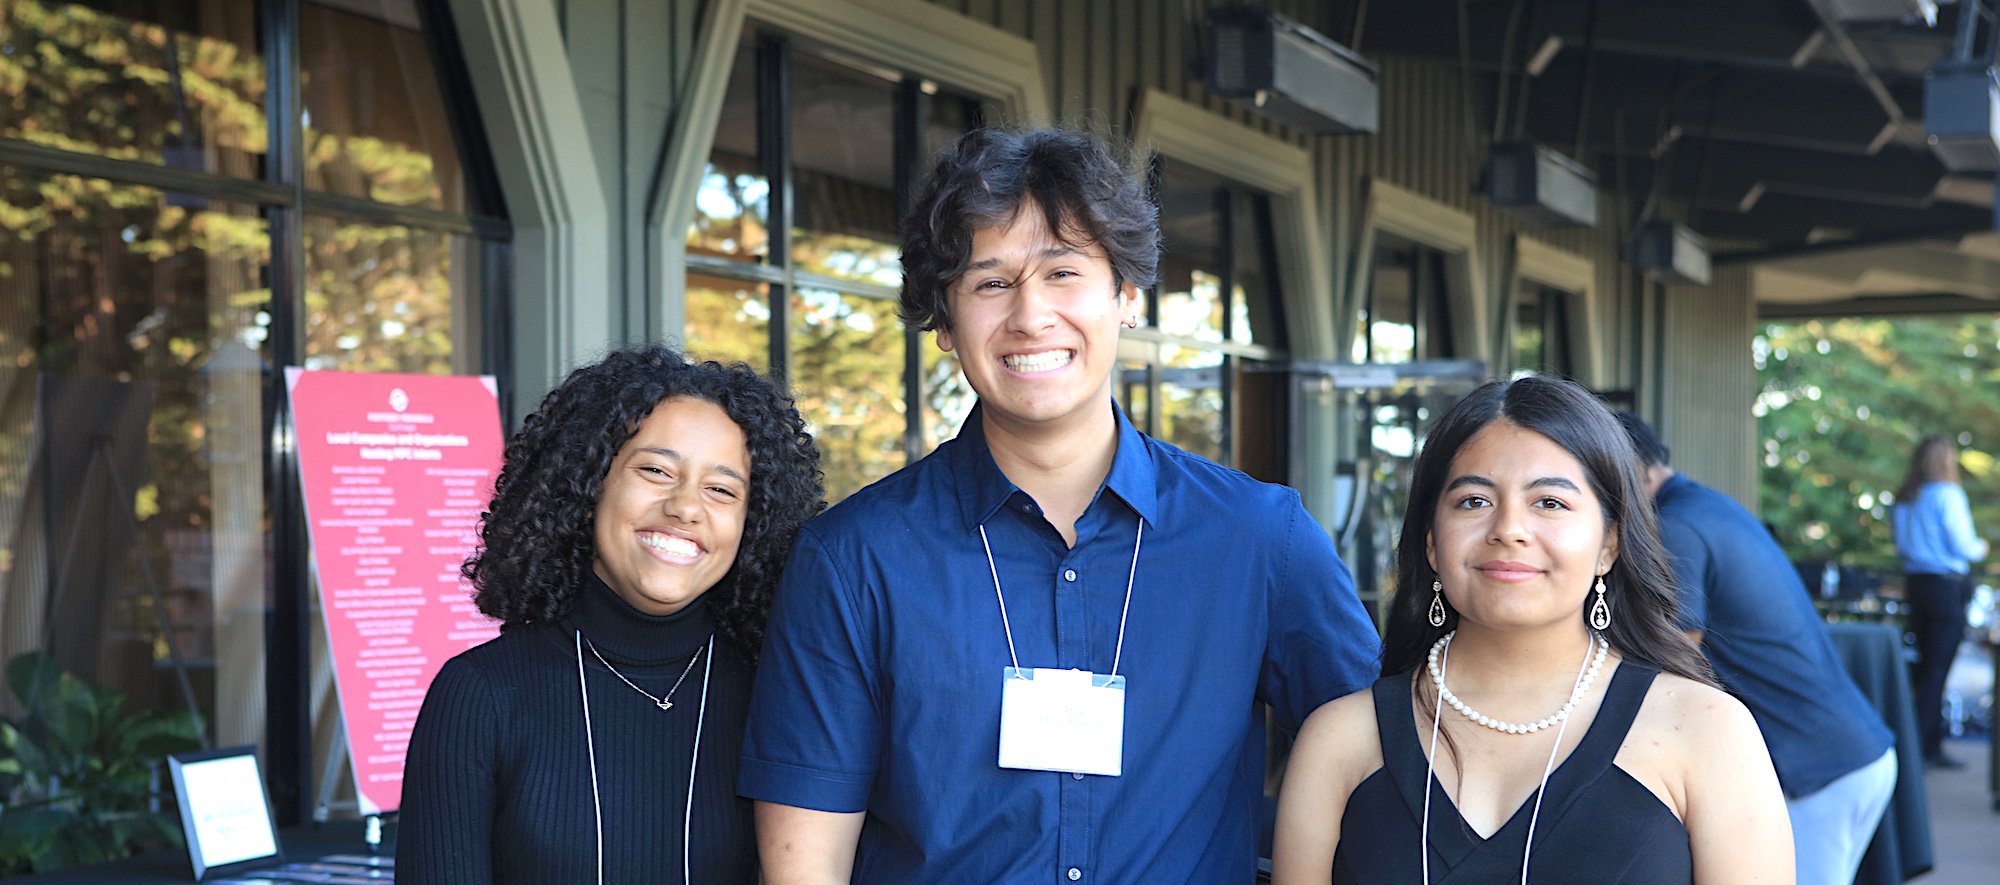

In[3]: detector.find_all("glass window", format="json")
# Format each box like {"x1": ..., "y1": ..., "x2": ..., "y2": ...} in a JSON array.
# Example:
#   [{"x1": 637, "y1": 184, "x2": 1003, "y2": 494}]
[
  {"x1": 684, "y1": 275, "x2": 771, "y2": 374},
  {"x1": 1116, "y1": 359, "x2": 1150, "y2": 432},
  {"x1": 299, "y1": 0, "x2": 466, "y2": 211},
  {"x1": 1364, "y1": 249, "x2": 1416, "y2": 363},
  {"x1": 1139, "y1": 159, "x2": 1286, "y2": 470},
  {"x1": 922, "y1": 89, "x2": 979, "y2": 168},
  {"x1": 788, "y1": 51, "x2": 900, "y2": 286},
  {"x1": 1359, "y1": 236, "x2": 1453, "y2": 364},
  {"x1": 1514, "y1": 282, "x2": 1574, "y2": 377},
  {"x1": 1157, "y1": 347, "x2": 1225, "y2": 463},
  {"x1": 1230, "y1": 191, "x2": 1283, "y2": 349},
  {"x1": 789, "y1": 289, "x2": 904, "y2": 501},
  {"x1": 0, "y1": 167, "x2": 269, "y2": 750},
  {"x1": 301, "y1": 215, "x2": 478, "y2": 374},
  {"x1": 688, "y1": 32, "x2": 768, "y2": 264},
  {"x1": 921, "y1": 338, "x2": 974, "y2": 450},
  {"x1": 685, "y1": 31, "x2": 983, "y2": 503},
  {"x1": 1, "y1": 0, "x2": 264, "y2": 177},
  {"x1": 1154, "y1": 160, "x2": 1225, "y2": 342}
]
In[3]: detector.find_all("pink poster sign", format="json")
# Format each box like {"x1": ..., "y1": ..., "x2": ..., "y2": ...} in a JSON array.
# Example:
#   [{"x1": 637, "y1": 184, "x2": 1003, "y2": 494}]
[{"x1": 286, "y1": 368, "x2": 505, "y2": 814}]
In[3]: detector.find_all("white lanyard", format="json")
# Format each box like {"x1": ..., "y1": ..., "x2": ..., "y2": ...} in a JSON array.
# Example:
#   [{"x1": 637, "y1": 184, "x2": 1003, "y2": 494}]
[
  {"x1": 978, "y1": 520, "x2": 1143, "y2": 675},
  {"x1": 1419, "y1": 634, "x2": 1590, "y2": 884},
  {"x1": 576, "y1": 630, "x2": 713, "y2": 885}
]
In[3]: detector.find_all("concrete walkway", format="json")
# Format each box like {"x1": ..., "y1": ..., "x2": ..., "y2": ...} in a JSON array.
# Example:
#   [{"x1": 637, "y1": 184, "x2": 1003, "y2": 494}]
[{"x1": 1911, "y1": 738, "x2": 2000, "y2": 883}]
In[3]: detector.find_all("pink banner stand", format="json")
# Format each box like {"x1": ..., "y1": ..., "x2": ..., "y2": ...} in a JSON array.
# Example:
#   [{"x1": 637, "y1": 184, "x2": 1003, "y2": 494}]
[{"x1": 287, "y1": 369, "x2": 505, "y2": 815}]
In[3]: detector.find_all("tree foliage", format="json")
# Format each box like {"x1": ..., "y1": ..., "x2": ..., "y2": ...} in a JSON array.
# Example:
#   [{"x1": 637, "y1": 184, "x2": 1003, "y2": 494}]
[{"x1": 1756, "y1": 317, "x2": 2000, "y2": 573}]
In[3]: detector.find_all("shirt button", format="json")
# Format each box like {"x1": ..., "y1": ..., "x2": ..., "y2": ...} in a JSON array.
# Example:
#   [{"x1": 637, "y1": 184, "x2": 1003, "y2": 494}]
[
  {"x1": 1071, "y1": 772, "x2": 1084, "y2": 780},
  {"x1": 1068, "y1": 869, "x2": 1082, "y2": 881},
  {"x1": 1063, "y1": 569, "x2": 1077, "y2": 582}
]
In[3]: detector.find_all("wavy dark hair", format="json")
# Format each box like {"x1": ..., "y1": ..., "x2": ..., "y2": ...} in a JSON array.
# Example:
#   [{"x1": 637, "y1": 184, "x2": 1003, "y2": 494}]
[
  {"x1": 1896, "y1": 435, "x2": 1961, "y2": 504},
  {"x1": 463, "y1": 345, "x2": 824, "y2": 657},
  {"x1": 1382, "y1": 375, "x2": 1713, "y2": 686},
  {"x1": 899, "y1": 126, "x2": 1159, "y2": 333}
]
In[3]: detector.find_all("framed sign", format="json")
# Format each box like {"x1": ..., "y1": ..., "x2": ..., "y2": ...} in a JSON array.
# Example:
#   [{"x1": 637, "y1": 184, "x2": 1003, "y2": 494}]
[{"x1": 168, "y1": 746, "x2": 282, "y2": 881}]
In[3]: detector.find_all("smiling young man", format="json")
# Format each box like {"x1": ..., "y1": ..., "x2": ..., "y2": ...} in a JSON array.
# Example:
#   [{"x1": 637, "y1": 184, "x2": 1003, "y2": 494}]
[{"x1": 739, "y1": 127, "x2": 1381, "y2": 884}]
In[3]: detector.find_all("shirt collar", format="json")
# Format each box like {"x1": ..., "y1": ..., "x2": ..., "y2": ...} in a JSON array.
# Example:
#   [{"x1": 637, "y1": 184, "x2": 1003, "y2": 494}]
[
  {"x1": 1656, "y1": 471, "x2": 1695, "y2": 503},
  {"x1": 949, "y1": 399, "x2": 1159, "y2": 532}
]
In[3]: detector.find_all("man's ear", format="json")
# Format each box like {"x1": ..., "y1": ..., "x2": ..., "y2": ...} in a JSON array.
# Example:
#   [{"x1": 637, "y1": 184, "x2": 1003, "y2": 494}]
[{"x1": 1117, "y1": 280, "x2": 1142, "y2": 327}]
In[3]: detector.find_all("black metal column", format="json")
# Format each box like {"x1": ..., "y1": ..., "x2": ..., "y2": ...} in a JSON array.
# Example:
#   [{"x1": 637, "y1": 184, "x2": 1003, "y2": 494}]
[{"x1": 260, "y1": 0, "x2": 312, "y2": 828}]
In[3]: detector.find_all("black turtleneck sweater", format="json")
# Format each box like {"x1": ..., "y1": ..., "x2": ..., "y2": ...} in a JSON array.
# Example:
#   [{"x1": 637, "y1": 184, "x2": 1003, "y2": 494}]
[{"x1": 397, "y1": 575, "x2": 758, "y2": 884}]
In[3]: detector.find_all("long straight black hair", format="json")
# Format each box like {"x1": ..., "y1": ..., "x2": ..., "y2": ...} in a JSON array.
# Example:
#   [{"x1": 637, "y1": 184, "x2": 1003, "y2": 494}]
[{"x1": 1381, "y1": 375, "x2": 1713, "y2": 686}]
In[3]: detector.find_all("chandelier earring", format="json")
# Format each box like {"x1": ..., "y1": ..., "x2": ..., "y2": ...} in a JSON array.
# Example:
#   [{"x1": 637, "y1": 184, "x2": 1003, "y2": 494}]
[
  {"x1": 1589, "y1": 575, "x2": 1611, "y2": 630},
  {"x1": 1428, "y1": 580, "x2": 1448, "y2": 628}
]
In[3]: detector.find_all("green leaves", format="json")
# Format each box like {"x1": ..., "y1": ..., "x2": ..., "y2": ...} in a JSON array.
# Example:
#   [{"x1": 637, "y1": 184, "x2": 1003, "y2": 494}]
[
  {"x1": 1757, "y1": 317, "x2": 2000, "y2": 572},
  {"x1": 0, "y1": 652, "x2": 204, "y2": 874}
]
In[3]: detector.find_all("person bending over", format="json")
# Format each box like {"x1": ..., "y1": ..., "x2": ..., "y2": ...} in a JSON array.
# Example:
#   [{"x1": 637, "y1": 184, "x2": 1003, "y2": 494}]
[{"x1": 1620, "y1": 412, "x2": 1894, "y2": 885}]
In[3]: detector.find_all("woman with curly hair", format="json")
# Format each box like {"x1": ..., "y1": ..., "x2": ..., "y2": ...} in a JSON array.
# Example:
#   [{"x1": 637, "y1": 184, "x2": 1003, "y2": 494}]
[{"x1": 398, "y1": 345, "x2": 823, "y2": 885}]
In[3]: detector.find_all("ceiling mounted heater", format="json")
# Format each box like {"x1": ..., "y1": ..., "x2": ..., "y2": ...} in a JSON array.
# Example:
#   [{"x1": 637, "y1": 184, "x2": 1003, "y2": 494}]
[
  {"x1": 1925, "y1": 62, "x2": 2000, "y2": 172},
  {"x1": 1485, "y1": 142, "x2": 1600, "y2": 228},
  {"x1": 1204, "y1": 6, "x2": 1379, "y2": 135},
  {"x1": 1825, "y1": 0, "x2": 1939, "y2": 25},
  {"x1": 1632, "y1": 220, "x2": 1712, "y2": 286}
]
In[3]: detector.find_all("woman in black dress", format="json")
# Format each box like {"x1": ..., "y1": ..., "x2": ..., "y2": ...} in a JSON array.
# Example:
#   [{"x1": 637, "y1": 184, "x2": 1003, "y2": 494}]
[
  {"x1": 1272, "y1": 376, "x2": 1790, "y2": 884},
  {"x1": 398, "y1": 345, "x2": 823, "y2": 884}
]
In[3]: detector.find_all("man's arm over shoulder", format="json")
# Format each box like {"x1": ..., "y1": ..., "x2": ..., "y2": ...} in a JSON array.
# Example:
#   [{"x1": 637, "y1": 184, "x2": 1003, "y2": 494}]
[
  {"x1": 1262, "y1": 490, "x2": 1381, "y2": 733},
  {"x1": 740, "y1": 526, "x2": 883, "y2": 874}
]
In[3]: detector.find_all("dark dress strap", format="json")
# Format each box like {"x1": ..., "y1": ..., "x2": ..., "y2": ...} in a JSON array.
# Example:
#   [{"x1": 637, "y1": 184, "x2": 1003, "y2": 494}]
[{"x1": 1337, "y1": 656, "x2": 1689, "y2": 883}]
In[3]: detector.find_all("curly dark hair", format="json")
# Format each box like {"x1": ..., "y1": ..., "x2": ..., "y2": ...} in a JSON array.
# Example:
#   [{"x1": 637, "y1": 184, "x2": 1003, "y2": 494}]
[
  {"x1": 464, "y1": 344, "x2": 824, "y2": 657},
  {"x1": 1382, "y1": 375, "x2": 1714, "y2": 687},
  {"x1": 899, "y1": 126, "x2": 1160, "y2": 333}
]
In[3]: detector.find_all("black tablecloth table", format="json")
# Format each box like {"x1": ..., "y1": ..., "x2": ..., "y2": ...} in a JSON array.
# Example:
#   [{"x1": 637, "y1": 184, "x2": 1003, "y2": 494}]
[
  {"x1": 1827, "y1": 621, "x2": 1934, "y2": 884},
  {"x1": 8, "y1": 819, "x2": 392, "y2": 884}
]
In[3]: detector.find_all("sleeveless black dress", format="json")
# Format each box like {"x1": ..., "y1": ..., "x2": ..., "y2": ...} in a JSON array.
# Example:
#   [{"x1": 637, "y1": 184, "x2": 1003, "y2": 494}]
[{"x1": 1332, "y1": 663, "x2": 1693, "y2": 883}]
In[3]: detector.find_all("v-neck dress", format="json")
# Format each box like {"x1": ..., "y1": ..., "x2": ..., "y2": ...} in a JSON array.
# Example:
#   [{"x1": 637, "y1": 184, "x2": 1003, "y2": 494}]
[{"x1": 1332, "y1": 662, "x2": 1693, "y2": 883}]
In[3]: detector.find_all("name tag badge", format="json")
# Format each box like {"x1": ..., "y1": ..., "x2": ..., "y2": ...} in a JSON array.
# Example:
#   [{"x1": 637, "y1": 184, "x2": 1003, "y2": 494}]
[{"x1": 997, "y1": 667, "x2": 1126, "y2": 777}]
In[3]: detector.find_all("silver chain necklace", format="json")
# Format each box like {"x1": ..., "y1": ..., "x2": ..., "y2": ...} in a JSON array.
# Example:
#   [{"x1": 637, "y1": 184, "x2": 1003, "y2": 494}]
[{"x1": 584, "y1": 636, "x2": 708, "y2": 710}]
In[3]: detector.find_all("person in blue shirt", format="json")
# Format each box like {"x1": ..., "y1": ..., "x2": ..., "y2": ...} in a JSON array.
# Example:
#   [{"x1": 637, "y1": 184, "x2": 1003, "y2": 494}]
[
  {"x1": 740, "y1": 127, "x2": 1381, "y2": 884},
  {"x1": 1618, "y1": 414, "x2": 1895, "y2": 885},
  {"x1": 1891, "y1": 435, "x2": 1988, "y2": 769}
]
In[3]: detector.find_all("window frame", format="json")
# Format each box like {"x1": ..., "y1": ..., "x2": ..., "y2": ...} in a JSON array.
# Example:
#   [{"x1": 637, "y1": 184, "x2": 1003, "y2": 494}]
[
  {"x1": 1510, "y1": 234, "x2": 1602, "y2": 384},
  {"x1": 684, "y1": 28, "x2": 989, "y2": 482},
  {"x1": 0, "y1": 0, "x2": 512, "y2": 825}
]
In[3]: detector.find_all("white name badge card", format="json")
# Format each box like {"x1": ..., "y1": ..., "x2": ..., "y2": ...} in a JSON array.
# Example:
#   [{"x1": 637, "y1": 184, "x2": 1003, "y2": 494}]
[{"x1": 997, "y1": 667, "x2": 1126, "y2": 776}]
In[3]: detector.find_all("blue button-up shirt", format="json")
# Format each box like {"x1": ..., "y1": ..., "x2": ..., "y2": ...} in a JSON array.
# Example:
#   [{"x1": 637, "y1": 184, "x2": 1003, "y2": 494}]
[
  {"x1": 740, "y1": 404, "x2": 1379, "y2": 883},
  {"x1": 1655, "y1": 473, "x2": 1893, "y2": 796}
]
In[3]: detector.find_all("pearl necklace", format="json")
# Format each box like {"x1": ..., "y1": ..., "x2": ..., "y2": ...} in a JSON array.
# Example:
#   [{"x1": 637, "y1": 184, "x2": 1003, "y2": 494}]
[{"x1": 1426, "y1": 631, "x2": 1608, "y2": 734}]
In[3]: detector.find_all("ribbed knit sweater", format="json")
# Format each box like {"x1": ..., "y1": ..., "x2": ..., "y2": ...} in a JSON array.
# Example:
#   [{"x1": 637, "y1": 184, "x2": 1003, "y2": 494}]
[{"x1": 396, "y1": 574, "x2": 757, "y2": 884}]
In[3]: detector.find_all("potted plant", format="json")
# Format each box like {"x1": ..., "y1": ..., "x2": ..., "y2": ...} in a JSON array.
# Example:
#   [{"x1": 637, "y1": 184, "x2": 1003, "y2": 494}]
[{"x1": 0, "y1": 652, "x2": 204, "y2": 874}]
